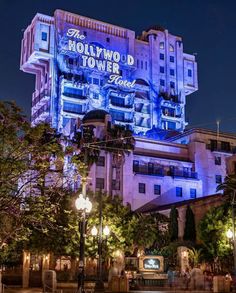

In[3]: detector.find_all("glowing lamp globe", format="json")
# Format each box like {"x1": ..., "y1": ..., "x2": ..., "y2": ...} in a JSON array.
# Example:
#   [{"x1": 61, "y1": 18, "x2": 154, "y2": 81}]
[
  {"x1": 227, "y1": 229, "x2": 233, "y2": 239},
  {"x1": 91, "y1": 226, "x2": 98, "y2": 236},
  {"x1": 75, "y1": 194, "x2": 86, "y2": 211},
  {"x1": 103, "y1": 225, "x2": 110, "y2": 236}
]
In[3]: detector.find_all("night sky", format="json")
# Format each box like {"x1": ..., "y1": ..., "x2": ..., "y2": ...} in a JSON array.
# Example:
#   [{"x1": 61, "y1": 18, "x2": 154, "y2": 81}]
[{"x1": 0, "y1": 0, "x2": 235, "y2": 133}]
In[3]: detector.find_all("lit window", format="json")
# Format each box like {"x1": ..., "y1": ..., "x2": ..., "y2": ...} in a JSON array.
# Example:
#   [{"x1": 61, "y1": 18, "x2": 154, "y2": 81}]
[
  {"x1": 176, "y1": 187, "x2": 182, "y2": 197},
  {"x1": 139, "y1": 183, "x2": 145, "y2": 194},
  {"x1": 160, "y1": 42, "x2": 164, "y2": 49},
  {"x1": 160, "y1": 79, "x2": 165, "y2": 86},
  {"x1": 188, "y1": 69, "x2": 192, "y2": 77},
  {"x1": 160, "y1": 66, "x2": 165, "y2": 74},
  {"x1": 215, "y1": 156, "x2": 221, "y2": 165},
  {"x1": 41, "y1": 32, "x2": 47, "y2": 41},
  {"x1": 190, "y1": 188, "x2": 196, "y2": 199},
  {"x1": 170, "y1": 69, "x2": 175, "y2": 76},
  {"x1": 169, "y1": 44, "x2": 174, "y2": 52},
  {"x1": 154, "y1": 184, "x2": 161, "y2": 195},
  {"x1": 215, "y1": 175, "x2": 222, "y2": 184},
  {"x1": 96, "y1": 178, "x2": 104, "y2": 189},
  {"x1": 160, "y1": 53, "x2": 165, "y2": 60},
  {"x1": 170, "y1": 56, "x2": 175, "y2": 63}
]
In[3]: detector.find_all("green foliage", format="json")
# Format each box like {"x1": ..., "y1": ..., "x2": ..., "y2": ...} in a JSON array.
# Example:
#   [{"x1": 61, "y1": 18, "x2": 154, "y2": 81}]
[
  {"x1": 183, "y1": 205, "x2": 196, "y2": 242},
  {"x1": 169, "y1": 206, "x2": 179, "y2": 241},
  {"x1": 188, "y1": 247, "x2": 202, "y2": 266},
  {"x1": 0, "y1": 101, "x2": 65, "y2": 250},
  {"x1": 198, "y1": 203, "x2": 231, "y2": 261}
]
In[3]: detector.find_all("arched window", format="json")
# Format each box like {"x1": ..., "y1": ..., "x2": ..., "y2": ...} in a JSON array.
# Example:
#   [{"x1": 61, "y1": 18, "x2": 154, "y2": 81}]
[{"x1": 169, "y1": 44, "x2": 174, "y2": 52}]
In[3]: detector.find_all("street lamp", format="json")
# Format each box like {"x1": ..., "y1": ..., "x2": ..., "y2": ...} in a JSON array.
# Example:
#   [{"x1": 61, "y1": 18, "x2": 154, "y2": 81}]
[
  {"x1": 75, "y1": 192, "x2": 92, "y2": 293},
  {"x1": 92, "y1": 223, "x2": 110, "y2": 292}
]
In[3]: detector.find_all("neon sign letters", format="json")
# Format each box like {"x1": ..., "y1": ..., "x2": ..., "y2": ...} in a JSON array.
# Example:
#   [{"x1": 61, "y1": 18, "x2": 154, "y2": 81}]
[{"x1": 66, "y1": 29, "x2": 136, "y2": 88}]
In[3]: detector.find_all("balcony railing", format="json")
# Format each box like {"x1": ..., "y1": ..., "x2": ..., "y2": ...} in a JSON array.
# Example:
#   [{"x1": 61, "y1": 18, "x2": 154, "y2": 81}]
[
  {"x1": 206, "y1": 144, "x2": 233, "y2": 153},
  {"x1": 110, "y1": 100, "x2": 133, "y2": 108},
  {"x1": 62, "y1": 92, "x2": 88, "y2": 100},
  {"x1": 133, "y1": 164, "x2": 198, "y2": 179}
]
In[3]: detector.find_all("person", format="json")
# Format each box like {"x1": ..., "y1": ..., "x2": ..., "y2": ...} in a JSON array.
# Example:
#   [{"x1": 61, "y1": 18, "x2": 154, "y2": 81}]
[
  {"x1": 108, "y1": 261, "x2": 119, "y2": 285},
  {"x1": 167, "y1": 267, "x2": 175, "y2": 288},
  {"x1": 183, "y1": 267, "x2": 191, "y2": 289}
]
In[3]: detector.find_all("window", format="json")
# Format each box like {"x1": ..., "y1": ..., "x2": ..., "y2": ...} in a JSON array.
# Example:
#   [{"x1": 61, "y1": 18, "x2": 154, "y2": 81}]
[
  {"x1": 83, "y1": 31, "x2": 87, "y2": 36},
  {"x1": 154, "y1": 184, "x2": 161, "y2": 195},
  {"x1": 133, "y1": 160, "x2": 139, "y2": 172},
  {"x1": 188, "y1": 69, "x2": 192, "y2": 77},
  {"x1": 160, "y1": 53, "x2": 165, "y2": 60},
  {"x1": 141, "y1": 61, "x2": 143, "y2": 69},
  {"x1": 63, "y1": 102, "x2": 82, "y2": 114},
  {"x1": 190, "y1": 188, "x2": 196, "y2": 199},
  {"x1": 137, "y1": 59, "x2": 139, "y2": 68},
  {"x1": 221, "y1": 141, "x2": 231, "y2": 152},
  {"x1": 160, "y1": 66, "x2": 165, "y2": 74},
  {"x1": 160, "y1": 42, "x2": 164, "y2": 49},
  {"x1": 41, "y1": 32, "x2": 47, "y2": 41},
  {"x1": 97, "y1": 156, "x2": 105, "y2": 166},
  {"x1": 169, "y1": 44, "x2": 174, "y2": 52},
  {"x1": 96, "y1": 178, "x2": 104, "y2": 189},
  {"x1": 215, "y1": 175, "x2": 222, "y2": 184},
  {"x1": 160, "y1": 79, "x2": 165, "y2": 86},
  {"x1": 176, "y1": 187, "x2": 182, "y2": 197},
  {"x1": 106, "y1": 37, "x2": 110, "y2": 43},
  {"x1": 170, "y1": 69, "x2": 175, "y2": 76},
  {"x1": 170, "y1": 56, "x2": 175, "y2": 63},
  {"x1": 68, "y1": 58, "x2": 73, "y2": 65},
  {"x1": 170, "y1": 81, "x2": 175, "y2": 89},
  {"x1": 93, "y1": 78, "x2": 100, "y2": 85},
  {"x1": 139, "y1": 183, "x2": 145, "y2": 194},
  {"x1": 215, "y1": 156, "x2": 221, "y2": 165},
  {"x1": 93, "y1": 93, "x2": 99, "y2": 99},
  {"x1": 112, "y1": 180, "x2": 120, "y2": 190},
  {"x1": 145, "y1": 61, "x2": 148, "y2": 70}
]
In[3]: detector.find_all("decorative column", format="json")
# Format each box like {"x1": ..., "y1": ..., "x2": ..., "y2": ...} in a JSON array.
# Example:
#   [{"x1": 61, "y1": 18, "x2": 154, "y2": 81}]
[{"x1": 22, "y1": 250, "x2": 30, "y2": 288}]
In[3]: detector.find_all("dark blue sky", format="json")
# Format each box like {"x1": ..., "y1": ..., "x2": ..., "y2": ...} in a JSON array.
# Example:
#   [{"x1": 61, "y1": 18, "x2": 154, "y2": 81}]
[{"x1": 0, "y1": 0, "x2": 235, "y2": 133}]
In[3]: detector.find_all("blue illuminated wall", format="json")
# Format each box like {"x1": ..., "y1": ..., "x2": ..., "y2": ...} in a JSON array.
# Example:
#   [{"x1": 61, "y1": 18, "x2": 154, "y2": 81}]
[{"x1": 20, "y1": 10, "x2": 198, "y2": 139}]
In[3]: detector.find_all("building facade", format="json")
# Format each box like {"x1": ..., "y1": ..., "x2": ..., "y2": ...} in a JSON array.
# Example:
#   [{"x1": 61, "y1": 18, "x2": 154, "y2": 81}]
[
  {"x1": 21, "y1": 10, "x2": 236, "y2": 211},
  {"x1": 20, "y1": 9, "x2": 197, "y2": 136}
]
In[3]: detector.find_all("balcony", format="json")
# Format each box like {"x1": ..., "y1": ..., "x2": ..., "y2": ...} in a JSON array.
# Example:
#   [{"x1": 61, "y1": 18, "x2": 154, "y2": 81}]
[
  {"x1": 133, "y1": 165, "x2": 164, "y2": 177},
  {"x1": 169, "y1": 170, "x2": 198, "y2": 180},
  {"x1": 133, "y1": 162, "x2": 198, "y2": 180},
  {"x1": 109, "y1": 101, "x2": 133, "y2": 112},
  {"x1": 206, "y1": 142, "x2": 234, "y2": 154}
]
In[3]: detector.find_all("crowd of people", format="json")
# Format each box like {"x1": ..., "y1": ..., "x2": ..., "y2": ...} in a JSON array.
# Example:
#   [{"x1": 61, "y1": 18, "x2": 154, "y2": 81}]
[{"x1": 167, "y1": 265, "x2": 232, "y2": 290}]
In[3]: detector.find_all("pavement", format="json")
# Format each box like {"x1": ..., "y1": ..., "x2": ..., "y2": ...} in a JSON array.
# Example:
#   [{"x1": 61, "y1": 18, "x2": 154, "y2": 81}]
[{"x1": 3, "y1": 289, "x2": 213, "y2": 293}]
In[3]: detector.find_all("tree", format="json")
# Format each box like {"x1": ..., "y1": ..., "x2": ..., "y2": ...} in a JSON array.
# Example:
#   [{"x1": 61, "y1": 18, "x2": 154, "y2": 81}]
[
  {"x1": 0, "y1": 101, "x2": 67, "y2": 248},
  {"x1": 169, "y1": 206, "x2": 179, "y2": 241},
  {"x1": 198, "y1": 203, "x2": 231, "y2": 262},
  {"x1": 183, "y1": 205, "x2": 196, "y2": 242}
]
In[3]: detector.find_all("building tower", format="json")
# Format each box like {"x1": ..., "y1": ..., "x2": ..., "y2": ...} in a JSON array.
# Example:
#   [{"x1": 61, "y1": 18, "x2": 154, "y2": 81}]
[{"x1": 20, "y1": 10, "x2": 198, "y2": 139}]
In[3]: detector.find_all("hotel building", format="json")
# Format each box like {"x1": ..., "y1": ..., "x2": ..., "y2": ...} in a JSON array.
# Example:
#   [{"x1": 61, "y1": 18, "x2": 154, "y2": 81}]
[{"x1": 20, "y1": 10, "x2": 236, "y2": 211}]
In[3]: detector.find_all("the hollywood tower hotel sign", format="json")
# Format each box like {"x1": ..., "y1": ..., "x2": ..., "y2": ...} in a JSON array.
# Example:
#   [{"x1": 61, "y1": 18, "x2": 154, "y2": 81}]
[{"x1": 57, "y1": 22, "x2": 136, "y2": 88}]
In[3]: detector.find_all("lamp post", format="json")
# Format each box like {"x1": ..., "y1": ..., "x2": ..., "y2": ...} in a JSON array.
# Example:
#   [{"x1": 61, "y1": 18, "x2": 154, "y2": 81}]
[
  {"x1": 75, "y1": 192, "x2": 92, "y2": 293},
  {"x1": 91, "y1": 223, "x2": 110, "y2": 292}
]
